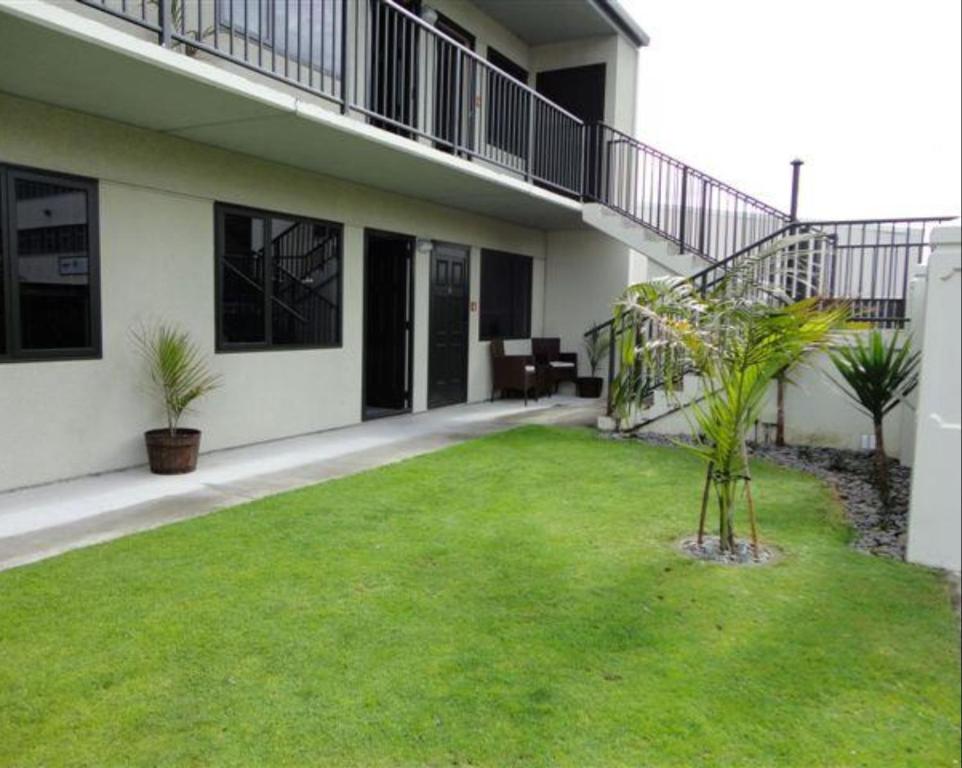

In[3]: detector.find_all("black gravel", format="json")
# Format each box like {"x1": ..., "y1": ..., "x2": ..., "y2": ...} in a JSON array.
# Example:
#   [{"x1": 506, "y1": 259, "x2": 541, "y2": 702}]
[{"x1": 631, "y1": 433, "x2": 911, "y2": 560}]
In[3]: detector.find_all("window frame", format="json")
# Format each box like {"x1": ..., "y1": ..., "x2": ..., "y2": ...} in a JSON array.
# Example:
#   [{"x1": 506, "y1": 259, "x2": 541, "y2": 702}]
[
  {"x1": 214, "y1": 202, "x2": 344, "y2": 353},
  {"x1": 0, "y1": 162, "x2": 102, "y2": 365},
  {"x1": 479, "y1": 248, "x2": 532, "y2": 342}
]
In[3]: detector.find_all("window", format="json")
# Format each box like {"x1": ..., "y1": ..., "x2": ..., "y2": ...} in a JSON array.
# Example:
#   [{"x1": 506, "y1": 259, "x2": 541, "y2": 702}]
[
  {"x1": 216, "y1": 204, "x2": 342, "y2": 351},
  {"x1": 216, "y1": 0, "x2": 343, "y2": 76},
  {"x1": 480, "y1": 249, "x2": 532, "y2": 340},
  {"x1": 486, "y1": 48, "x2": 530, "y2": 157},
  {"x1": 0, "y1": 164, "x2": 100, "y2": 362}
]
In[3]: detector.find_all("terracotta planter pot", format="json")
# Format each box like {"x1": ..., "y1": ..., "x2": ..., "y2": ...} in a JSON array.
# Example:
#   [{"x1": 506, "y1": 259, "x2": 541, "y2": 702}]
[
  {"x1": 576, "y1": 376, "x2": 604, "y2": 399},
  {"x1": 144, "y1": 428, "x2": 201, "y2": 475}
]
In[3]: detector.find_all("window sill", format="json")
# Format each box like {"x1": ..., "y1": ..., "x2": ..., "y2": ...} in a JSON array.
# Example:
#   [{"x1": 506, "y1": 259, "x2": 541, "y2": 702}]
[{"x1": 215, "y1": 344, "x2": 344, "y2": 355}]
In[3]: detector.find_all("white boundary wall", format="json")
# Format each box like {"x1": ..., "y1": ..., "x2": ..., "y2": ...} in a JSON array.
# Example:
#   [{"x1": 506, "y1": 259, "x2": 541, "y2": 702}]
[{"x1": 906, "y1": 225, "x2": 961, "y2": 572}]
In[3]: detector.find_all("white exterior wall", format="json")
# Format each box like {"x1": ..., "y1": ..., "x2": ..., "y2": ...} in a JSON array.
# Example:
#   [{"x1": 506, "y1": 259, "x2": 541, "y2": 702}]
[
  {"x1": 758, "y1": 336, "x2": 907, "y2": 456},
  {"x1": 897, "y1": 259, "x2": 931, "y2": 467},
  {"x1": 531, "y1": 35, "x2": 638, "y2": 134},
  {"x1": 0, "y1": 92, "x2": 548, "y2": 491},
  {"x1": 430, "y1": 0, "x2": 531, "y2": 68},
  {"x1": 543, "y1": 230, "x2": 634, "y2": 378},
  {"x1": 644, "y1": 337, "x2": 912, "y2": 457},
  {"x1": 906, "y1": 226, "x2": 961, "y2": 572}
]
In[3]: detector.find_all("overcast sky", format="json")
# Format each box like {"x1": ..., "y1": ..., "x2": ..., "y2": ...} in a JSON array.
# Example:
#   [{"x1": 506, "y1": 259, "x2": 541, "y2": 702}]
[{"x1": 620, "y1": 0, "x2": 962, "y2": 221}]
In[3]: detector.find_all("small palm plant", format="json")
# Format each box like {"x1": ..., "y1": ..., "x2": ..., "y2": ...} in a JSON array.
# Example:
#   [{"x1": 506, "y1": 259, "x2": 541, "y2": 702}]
[
  {"x1": 829, "y1": 330, "x2": 920, "y2": 502},
  {"x1": 583, "y1": 323, "x2": 612, "y2": 377},
  {"x1": 133, "y1": 322, "x2": 221, "y2": 437}
]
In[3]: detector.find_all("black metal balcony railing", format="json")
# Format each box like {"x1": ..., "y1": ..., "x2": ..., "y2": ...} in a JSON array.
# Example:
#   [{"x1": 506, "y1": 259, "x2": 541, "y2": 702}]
[
  {"x1": 586, "y1": 217, "x2": 953, "y2": 414},
  {"x1": 584, "y1": 123, "x2": 793, "y2": 262},
  {"x1": 72, "y1": 0, "x2": 956, "y2": 301},
  {"x1": 692, "y1": 218, "x2": 954, "y2": 326},
  {"x1": 76, "y1": 0, "x2": 585, "y2": 196}
]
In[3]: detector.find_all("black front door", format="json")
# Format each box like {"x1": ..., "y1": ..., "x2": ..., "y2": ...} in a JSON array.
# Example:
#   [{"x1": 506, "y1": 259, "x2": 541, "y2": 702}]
[
  {"x1": 364, "y1": 231, "x2": 414, "y2": 419},
  {"x1": 428, "y1": 244, "x2": 469, "y2": 409}
]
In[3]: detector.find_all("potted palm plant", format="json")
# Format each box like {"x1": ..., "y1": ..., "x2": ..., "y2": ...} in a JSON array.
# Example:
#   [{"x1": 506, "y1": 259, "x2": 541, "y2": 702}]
[
  {"x1": 577, "y1": 324, "x2": 611, "y2": 398},
  {"x1": 133, "y1": 322, "x2": 221, "y2": 475}
]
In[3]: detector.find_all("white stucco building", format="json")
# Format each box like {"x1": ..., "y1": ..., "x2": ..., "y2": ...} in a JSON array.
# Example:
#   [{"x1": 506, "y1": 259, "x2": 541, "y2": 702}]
[
  {"x1": 0, "y1": 0, "x2": 956, "y2": 554},
  {"x1": 0, "y1": 0, "x2": 666, "y2": 491}
]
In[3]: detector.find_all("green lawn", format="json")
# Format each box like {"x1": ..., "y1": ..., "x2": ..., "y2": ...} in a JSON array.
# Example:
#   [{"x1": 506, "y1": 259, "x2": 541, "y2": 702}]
[{"x1": 1, "y1": 427, "x2": 959, "y2": 767}]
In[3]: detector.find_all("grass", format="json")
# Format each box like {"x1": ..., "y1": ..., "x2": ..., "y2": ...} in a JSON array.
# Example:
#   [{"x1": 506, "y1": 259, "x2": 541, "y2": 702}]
[{"x1": 0, "y1": 426, "x2": 959, "y2": 767}]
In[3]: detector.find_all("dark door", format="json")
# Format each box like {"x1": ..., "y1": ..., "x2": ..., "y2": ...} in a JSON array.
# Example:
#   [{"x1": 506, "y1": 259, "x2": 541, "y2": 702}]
[
  {"x1": 364, "y1": 231, "x2": 414, "y2": 419},
  {"x1": 535, "y1": 64, "x2": 606, "y2": 125},
  {"x1": 434, "y1": 13, "x2": 475, "y2": 154},
  {"x1": 536, "y1": 64, "x2": 607, "y2": 195},
  {"x1": 428, "y1": 244, "x2": 470, "y2": 409},
  {"x1": 369, "y1": 0, "x2": 420, "y2": 136}
]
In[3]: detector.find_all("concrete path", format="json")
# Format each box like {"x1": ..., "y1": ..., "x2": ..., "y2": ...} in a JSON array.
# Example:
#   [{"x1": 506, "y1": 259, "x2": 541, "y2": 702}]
[{"x1": 0, "y1": 397, "x2": 600, "y2": 572}]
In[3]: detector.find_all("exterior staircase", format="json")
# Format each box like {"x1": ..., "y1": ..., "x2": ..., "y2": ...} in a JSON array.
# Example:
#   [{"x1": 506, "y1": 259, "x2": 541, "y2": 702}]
[
  {"x1": 583, "y1": 122, "x2": 793, "y2": 270},
  {"x1": 580, "y1": 122, "x2": 954, "y2": 429},
  {"x1": 582, "y1": 203, "x2": 710, "y2": 276}
]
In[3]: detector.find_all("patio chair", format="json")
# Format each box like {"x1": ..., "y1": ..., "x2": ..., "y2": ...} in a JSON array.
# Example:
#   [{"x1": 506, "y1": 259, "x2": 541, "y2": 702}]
[
  {"x1": 489, "y1": 339, "x2": 543, "y2": 405},
  {"x1": 532, "y1": 337, "x2": 578, "y2": 394}
]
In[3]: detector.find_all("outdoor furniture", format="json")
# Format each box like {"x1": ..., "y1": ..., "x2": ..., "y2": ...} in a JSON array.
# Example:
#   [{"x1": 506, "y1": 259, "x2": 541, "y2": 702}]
[
  {"x1": 489, "y1": 339, "x2": 543, "y2": 405},
  {"x1": 532, "y1": 337, "x2": 578, "y2": 394}
]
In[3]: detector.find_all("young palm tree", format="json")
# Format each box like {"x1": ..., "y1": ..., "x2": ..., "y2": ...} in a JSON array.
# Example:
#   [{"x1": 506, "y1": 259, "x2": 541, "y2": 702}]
[
  {"x1": 829, "y1": 330, "x2": 920, "y2": 502},
  {"x1": 614, "y1": 236, "x2": 848, "y2": 557},
  {"x1": 132, "y1": 322, "x2": 221, "y2": 437}
]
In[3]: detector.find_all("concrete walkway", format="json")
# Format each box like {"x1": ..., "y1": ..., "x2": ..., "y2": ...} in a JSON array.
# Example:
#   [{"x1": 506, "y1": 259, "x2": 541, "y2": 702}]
[{"x1": 0, "y1": 397, "x2": 599, "y2": 572}]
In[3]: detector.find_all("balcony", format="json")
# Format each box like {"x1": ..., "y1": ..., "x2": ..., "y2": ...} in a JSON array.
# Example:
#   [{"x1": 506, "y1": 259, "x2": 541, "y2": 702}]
[{"x1": 0, "y1": 0, "x2": 597, "y2": 227}]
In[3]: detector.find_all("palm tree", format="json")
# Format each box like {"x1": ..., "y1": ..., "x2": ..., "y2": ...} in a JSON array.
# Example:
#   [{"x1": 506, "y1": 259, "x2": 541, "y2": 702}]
[
  {"x1": 829, "y1": 330, "x2": 920, "y2": 503},
  {"x1": 132, "y1": 322, "x2": 221, "y2": 437},
  {"x1": 614, "y1": 237, "x2": 848, "y2": 557}
]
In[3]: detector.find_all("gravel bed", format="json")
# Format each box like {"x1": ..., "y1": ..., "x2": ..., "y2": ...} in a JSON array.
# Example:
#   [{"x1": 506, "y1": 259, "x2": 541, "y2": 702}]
[
  {"x1": 680, "y1": 536, "x2": 776, "y2": 565},
  {"x1": 629, "y1": 432, "x2": 911, "y2": 560}
]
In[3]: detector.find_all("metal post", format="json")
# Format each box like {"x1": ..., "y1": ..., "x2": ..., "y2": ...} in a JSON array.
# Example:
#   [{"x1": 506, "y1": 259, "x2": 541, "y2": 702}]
[
  {"x1": 779, "y1": 158, "x2": 804, "y2": 449},
  {"x1": 158, "y1": 0, "x2": 172, "y2": 47},
  {"x1": 698, "y1": 181, "x2": 708, "y2": 256},
  {"x1": 453, "y1": 54, "x2": 463, "y2": 154},
  {"x1": 605, "y1": 321, "x2": 616, "y2": 417},
  {"x1": 525, "y1": 94, "x2": 536, "y2": 182},
  {"x1": 678, "y1": 166, "x2": 689, "y2": 254},
  {"x1": 579, "y1": 124, "x2": 588, "y2": 201},
  {"x1": 789, "y1": 159, "x2": 804, "y2": 221},
  {"x1": 340, "y1": 0, "x2": 351, "y2": 113}
]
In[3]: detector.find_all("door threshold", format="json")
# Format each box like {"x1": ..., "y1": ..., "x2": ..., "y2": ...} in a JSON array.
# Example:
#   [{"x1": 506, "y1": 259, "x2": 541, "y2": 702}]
[{"x1": 363, "y1": 407, "x2": 413, "y2": 422}]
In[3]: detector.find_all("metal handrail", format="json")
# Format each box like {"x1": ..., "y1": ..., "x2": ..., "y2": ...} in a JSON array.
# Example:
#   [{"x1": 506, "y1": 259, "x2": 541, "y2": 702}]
[
  {"x1": 584, "y1": 121, "x2": 792, "y2": 261},
  {"x1": 371, "y1": 0, "x2": 585, "y2": 126},
  {"x1": 591, "y1": 123, "x2": 790, "y2": 219},
  {"x1": 77, "y1": 0, "x2": 587, "y2": 195},
  {"x1": 585, "y1": 215, "x2": 956, "y2": 412}
]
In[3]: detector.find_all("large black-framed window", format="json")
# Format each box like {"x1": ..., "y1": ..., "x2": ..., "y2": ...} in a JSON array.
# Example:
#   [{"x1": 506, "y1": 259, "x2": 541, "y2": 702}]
[
  {"x1": 215, "y1": 203, "x2": 343, "y2": 351},
  {"x1": 0, "y1": 163, "x2": 101, "y2": 363},
  {"x1": 480, "y1": 249, "x2": 532, "y2": 341}
]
